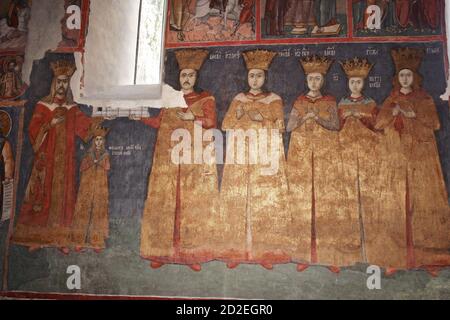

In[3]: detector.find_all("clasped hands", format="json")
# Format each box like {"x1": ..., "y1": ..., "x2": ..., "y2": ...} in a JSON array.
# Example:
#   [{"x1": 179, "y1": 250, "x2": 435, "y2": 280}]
[
  {"x1": 176, "y1": 109, "x2": 195, "y2": 121},
  {"x1": 302, "y1": 110, "x2": 320, "y2": 121},
  {"x1": 236, "y1": 105, "x2": 264, "y2": 122},
  {"x1": 392, "y1": 104, "x2": 416, "y2": 118},
  {"x1": 342, "y1": 109, "x2": 363, "y2": 120}
]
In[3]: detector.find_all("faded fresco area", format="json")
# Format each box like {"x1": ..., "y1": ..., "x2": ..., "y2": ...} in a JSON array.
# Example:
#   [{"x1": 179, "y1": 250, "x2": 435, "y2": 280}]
[
  {"x1": 353, "y1": 0, "x2": 443, "y2": 37},
  {"x1": 1, "y1": 0, "x2": 450, "y2": 299},
  {"x1": 0, "y1": 0, "x2": 30, "y2": 53},
  {"x1": 261, "y1": 0, "x2": 348, "y2": 38},
  {"x1": 166, "y1": 0, "x2": 256, "y2": 43}
]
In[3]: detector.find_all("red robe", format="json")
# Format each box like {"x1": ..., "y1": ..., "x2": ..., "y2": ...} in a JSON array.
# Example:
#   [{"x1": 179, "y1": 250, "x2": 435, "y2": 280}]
[
  {"x1": 396, "y1": 0, "x2": 411, "y2": 28},
  {"x1": 417, "y1": 0, "x2": 439, "y2": 29},
  {"x1": 13, "y1": 100, "x2": 93, "y2": 248}
]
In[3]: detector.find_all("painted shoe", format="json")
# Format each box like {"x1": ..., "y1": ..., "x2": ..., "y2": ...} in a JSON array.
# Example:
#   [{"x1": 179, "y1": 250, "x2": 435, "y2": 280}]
[
  {"x1": 296, "y1": 264, "x2": 309, "y2": 272},
  {"x1": 385, "y1": 267, "x2": 397, "y2": 277},
  {"x1": 189, "y1": 264, "x2": 202, "y2": 272},
  {"x1": 261, "y1": 263, "x2": 273, "y2": 270},
  {"x1": 328, "y1": 266, "x2": 341, "y2": 274},
  {"x1": 60, "y1": 247, "x2": 70, "y2": 255},
  {"x1": 150, "y1": 261, "x2": 164, "y2": 269},
  {"x1": 226, "y1": 262, "x2": 239, "y2": 269}
]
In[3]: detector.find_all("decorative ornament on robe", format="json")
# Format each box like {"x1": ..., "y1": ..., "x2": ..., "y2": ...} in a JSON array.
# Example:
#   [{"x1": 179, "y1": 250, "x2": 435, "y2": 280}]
[
  {"x1": 71, "y1": 133, "x2": 111, "y2": 250},
  {"x1": 218, "y1": 91, "x2": 293, "y2": 265},
  {"x1": 140, "y1": 91, "x2": 220, "y2": 265},
  {"x1": 376, "y1": 89, "x2": 450, "y2": 268},
  {"x1": 13, "y1": 102, "x2": 94, "y2": 248}
]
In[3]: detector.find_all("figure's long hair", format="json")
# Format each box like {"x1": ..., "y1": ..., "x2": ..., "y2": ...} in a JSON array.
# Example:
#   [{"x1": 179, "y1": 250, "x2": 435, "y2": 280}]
[
  {"x1": 42, "y1": 77, "x2": 74, "y2": 104},
  {"x1": 392, "y1": 69, "x2": 423, "y2": 92}
]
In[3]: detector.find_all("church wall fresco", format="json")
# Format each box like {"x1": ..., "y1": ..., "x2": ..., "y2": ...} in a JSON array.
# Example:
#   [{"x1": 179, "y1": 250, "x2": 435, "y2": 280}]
[{"x1": 0, "y1": 0, "x2": 450, "y2": 299}]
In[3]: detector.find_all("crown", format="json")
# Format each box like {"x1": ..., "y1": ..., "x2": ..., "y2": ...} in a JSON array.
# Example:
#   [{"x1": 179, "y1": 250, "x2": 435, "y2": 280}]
[
  {"x1": 300, "y1": 55, "x2": 333, "y2": 75},
  {"x1": 242, "y1": 49, "x2": 277, "y2": 71},
  {"x1": 340, "y1": 57, "x2": 374, "y2": 79},
  {"x1": 391, "y1": 48, "x2": 424, "y2": 73},
  {"x1": 50, "y1": 60, "x2": 76, "y2": 77},
  {"x1": 92, "y1": 126, "x2": 110, "y2": 138},
  {"x1": 175, "y1": 49, "x2": 209, "y2": 71}
]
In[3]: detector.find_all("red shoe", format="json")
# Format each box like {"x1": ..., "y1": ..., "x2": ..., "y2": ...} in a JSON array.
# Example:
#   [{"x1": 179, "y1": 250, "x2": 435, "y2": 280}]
[
  {"x1": 189, "y1": 264, "x2": 202, "y2": 272},
  {"x1": 385, "y1": 267, "x2": 397, "y2": 277},
  {"x1": 296, "y1": 264, "x2": 309, "y2": 272},
  {"x1": 328, "y1": 266, "x2": 341, "y2": 274},
  {"x1": 75, "y1": 246, "x2": 84, "y2": 253},
  {"x1": 425, "y1": 267, "x2": 440, "y2": 278},
  {"x1": 261, "y1": 263, "x2": 273, "y2": 270},
  {"x1": 93, "y1": 248, "x2": 103, "y2": 254},
  {"x1": 28, "y1": 245, "x2": 41, "y2": 253},
  {"x1": 150, "y1": 261, "x2": 164, "y2": 269},
  {"x1": 60, "y1": 247, "x2": 70, "y2": 255},
  {"x1": 226, "y1": 262, "x2": 240, "y2": 269}
]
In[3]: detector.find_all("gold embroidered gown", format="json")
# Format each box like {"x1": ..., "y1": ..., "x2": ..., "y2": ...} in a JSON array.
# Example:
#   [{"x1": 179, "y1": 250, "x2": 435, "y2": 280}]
[
  {"x1": 337, "y1": 96, "x2": 389, "y2": 267},
  {"x1": 218, "y1": 92, "x2": 293, "y2": 265},
  {"x1": 288, "y1": 95, "x2": 362, "y2": 267},
  {"x1": 71, "y1": 148, "x2": 110, "y2": 249},
  {"x1": 376, "y1": 89, "x2": 450, "y2": 269},
  {"x1": 140, "y1": 91, "x2": 220, "y2": 266}
]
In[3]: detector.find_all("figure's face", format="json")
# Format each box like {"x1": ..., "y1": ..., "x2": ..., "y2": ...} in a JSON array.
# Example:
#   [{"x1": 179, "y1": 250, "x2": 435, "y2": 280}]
[
  {"x1": 348, "y1": 77, "x2": 365, "y2": 95},
  {"x1": 179, "y1": 69, "x2": 197, "y2": 92},
  {"x1": 94, "y1": 136, "x2": 105, "y2": 149},
  {"x1": 55, "y1": 75, "x2": 70, "y2": 97},
  {"x1": 306, "y1": 72, "x2": 324, "y2": 92},
  {"x1": 7, "y1": 62, "x2": 16, "y2": 72},
  {"x1": 398, "y1": 69, "x2": 414, "y2": 89},
  {"x1": 248, "y1": 69, "x2": 266, "y2": 91}
]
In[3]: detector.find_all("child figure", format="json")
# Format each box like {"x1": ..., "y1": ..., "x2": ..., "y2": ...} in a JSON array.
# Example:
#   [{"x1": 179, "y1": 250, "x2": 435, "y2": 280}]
[{"x1": 71, "y1": 126, "x2": 111, "y2": 253}]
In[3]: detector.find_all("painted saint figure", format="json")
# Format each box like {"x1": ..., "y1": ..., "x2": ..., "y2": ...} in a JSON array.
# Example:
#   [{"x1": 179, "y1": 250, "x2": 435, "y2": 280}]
[
  {"x1": 13, "y1": 60, "x2": 102, "y2": 253},
  {"x1": 218, "y1": 49, "x2": 293, "y2": 270},
  {"x1": 139, "y1": 49, "x2": 220, "y2": 272},
  {"x1": 0, "y1": 56, "x2": 26, "y2": 99},
  {"x1": 71, "y1": 127, "x2": 111, "y2": 253},
  {"x1": 337, "y1": 57, "x2": 384, "y2": 267},
  {"x1": 0, "y1": 111, "x2": 14, "y2": 221},
  {"x1": 287, "y1": 55, "x2": 360, "y2": 273},
  {"x1": 375, "y1": 48, "x2": 450, "y2": 272}
]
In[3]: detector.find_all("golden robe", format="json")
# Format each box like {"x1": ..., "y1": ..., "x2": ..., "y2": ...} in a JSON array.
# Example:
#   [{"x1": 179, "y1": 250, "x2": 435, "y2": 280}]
[
  {"x1": 140, "y1": 91, "x2": 220, "y2": 265},
  {"x1": 71, "y1": 149, "x2": 110, "y2": 249},
  {"x1": 337, "y1": 96, "x2": 388, "y2": 266},
  {"x1": 218, "y1": 92, "x2": 293, "y2": 265},
  {"x1": 288, "y1": 95, "x2": 362, "y2": 267},
  {"x1": 376, "y1": 89, "x2": 450, "y2": 268}
]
